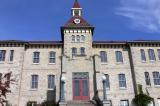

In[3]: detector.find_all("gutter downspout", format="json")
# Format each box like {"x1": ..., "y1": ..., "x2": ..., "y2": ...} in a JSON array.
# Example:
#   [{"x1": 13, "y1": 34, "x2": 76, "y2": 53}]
[
  {"x1": 93, "y1": 55, "x2": 97, "y2": 95},
  {"x1": 127, "y1": 43, "x2": 138, "y2": 95}
]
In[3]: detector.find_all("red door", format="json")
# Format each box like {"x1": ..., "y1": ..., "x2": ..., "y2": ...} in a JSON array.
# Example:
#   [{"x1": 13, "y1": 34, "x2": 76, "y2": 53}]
[{"x1": 73, "y1": 79, "x2": 90, "y2": 100}]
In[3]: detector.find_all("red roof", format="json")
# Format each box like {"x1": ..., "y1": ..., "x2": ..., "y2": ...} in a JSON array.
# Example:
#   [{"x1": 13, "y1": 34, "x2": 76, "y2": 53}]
[
  {"x1": 73, "y1": 0, "x2": 81, "y2": 8},
  {"x1": 63, "y1": 16, "x2": 93, "y2": 28}
]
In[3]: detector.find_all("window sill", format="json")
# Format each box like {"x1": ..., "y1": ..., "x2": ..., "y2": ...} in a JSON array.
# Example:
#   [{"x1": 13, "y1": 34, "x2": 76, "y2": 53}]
[
  {"x1": 141, "y1": 61, "x2": 146, "y2": 63},
  {"x1": 48, "y1": 63, "x2": 56, "y2": 65},
  {"x1": 119, "y1": 87, "x2": 127, "y2": 90},
  {"x1": 146, "y1": 85, "x2": 151, "y2": 88},
  {"x1": 29, "y1": 89, "x2": 38, "y2": 91},
  {"x1": 154, "y1": 85, "x2": 160, "y2": 88},
  {"x1": 116, "y1": 62, "x2": 123, "y2": 65},
  {"x1": 149, "y1": 60, "x2": 156, "y2": 63},
  {"x1": 32, "y1": 63, "x2": 40, "y2": 65},
  {"x1": 101, "y1": 63, "x2": 108, "y2": 65},
  {"x1": 48, "y1": 88, "x2": 54, "y2": 91},
  {"x1": 8, "y1": 62, "x2": 14, "y2": 64},
  {"x1": 0, "y1": 62, "x2": 5, "y2": 64}
]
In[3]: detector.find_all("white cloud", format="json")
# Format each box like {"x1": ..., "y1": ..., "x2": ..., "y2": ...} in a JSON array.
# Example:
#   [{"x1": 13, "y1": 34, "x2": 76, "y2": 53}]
[{"x1": 116, "y1": 0, "x2": 160, "y2": 33}]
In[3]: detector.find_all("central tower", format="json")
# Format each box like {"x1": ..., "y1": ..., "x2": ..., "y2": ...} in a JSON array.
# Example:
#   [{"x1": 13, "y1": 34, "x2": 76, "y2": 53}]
[{"x1": 60, "y1": 0, "x2": 95, "y2": 101}]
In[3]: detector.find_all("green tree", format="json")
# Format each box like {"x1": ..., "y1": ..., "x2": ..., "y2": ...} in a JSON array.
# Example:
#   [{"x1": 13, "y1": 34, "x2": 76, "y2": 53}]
[{"x1": 133, "y1": 84, "x2": 153, "y2": 106}]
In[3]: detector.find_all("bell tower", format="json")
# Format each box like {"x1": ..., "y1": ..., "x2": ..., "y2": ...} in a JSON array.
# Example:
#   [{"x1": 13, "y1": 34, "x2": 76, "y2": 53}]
[{"x1": 61, "y1": 0, "x2": 94, "y2": 57}]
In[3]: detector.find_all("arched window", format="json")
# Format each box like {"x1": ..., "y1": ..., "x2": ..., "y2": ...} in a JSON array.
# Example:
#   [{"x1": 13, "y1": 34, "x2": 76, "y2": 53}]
[
  {"x1": 49, "y1": 51, "x2": 56, "y2": 63},
  {"x1": 148, "y1": 49, "x2": 156, "y2": 61},
  {"x1": 72, "y1": 35, "x2": 75, "y2": 42},
  {"x1": 116, "y1": 51, "x2": 123, "y2": 62},
  {"x1": 81, "y1": 35, "x2": 85, "y2": 42},
  {"x1": 76, "y1": 35, "x2": 80, "y2": 42},
  {"x1": 33, "y1": 52, "x2": 40, "y2": 63},
  {"x1": 80, "y1": 47, "x2": 85, "y2": 55},
  {"x1": 72, "y1": 47, "x2": 77, "y2": 57}
]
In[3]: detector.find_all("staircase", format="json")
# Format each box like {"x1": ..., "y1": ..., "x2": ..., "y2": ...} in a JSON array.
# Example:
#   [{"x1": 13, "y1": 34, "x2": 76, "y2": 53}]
[{"x1": 67, "y1": 100, "x2": 95, "y2": 106}]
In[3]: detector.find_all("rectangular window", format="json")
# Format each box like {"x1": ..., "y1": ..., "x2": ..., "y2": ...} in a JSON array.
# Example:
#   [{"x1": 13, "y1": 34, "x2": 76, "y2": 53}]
[
  {"x1": 116, "y1": 51, "x2": 123, "y2": 62},
  {"x1": 100, "y1": 51, "x2": 107, "y2": 63},
  {"x1": 80, "y1": 47, "x2": 85, "y2": 55},
  {"x1": 157, "y1": 49, "x2": 160, "y2": 60},
  {"x1": 0, "y1": 50, "x2": 6, "y2": 62},
  {"x1": 48, "y1": 75, "x2": 55, "y2": 89},
  {"x1": 148, "y1": 49, "x2": 156, "y2": 61},
  {"x1": 144, "y1": 72, "x2": 151, "y2": 86},
  {"x1": 153, "y1": 72, "x2": 160, "y2": 85},
  {"x1": 9, "y1": 50, "x2": 14, "y2": 62},
  {"x1": 72, "y1": 48, "x2": 77, "y2": 58},
  {"x1": 33, "y1": 52, "x2": 40, "y2": 63},
  {"x1": 49, "y1": 52, "x2": 56, "y2": 63},
  {"x1": 120, "y1": 100, "x2": 129, "y2": 106},
  {"x1": 105, "y1": 74, "x2": 110, "y2": 89},
  {"x1": 31, "y1": 75, "x2": 38, "y2": 89},
  {"x1": 119, "y1": 74, "x2": 126, "y2": 88},
  {"x1": 140, "y1": 49, "x2": 146, "y2": 61}
]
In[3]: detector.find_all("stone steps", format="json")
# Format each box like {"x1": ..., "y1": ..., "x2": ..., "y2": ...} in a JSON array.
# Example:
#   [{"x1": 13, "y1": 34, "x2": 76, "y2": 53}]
[{"x1": 67, "y1": 100, "x2": 95, "y2": 106}]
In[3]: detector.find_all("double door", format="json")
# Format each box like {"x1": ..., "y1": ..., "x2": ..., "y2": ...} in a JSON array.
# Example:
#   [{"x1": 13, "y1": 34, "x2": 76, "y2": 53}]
[{"x1": 73, "y1": 78, "x2": 90, "y2": 100}]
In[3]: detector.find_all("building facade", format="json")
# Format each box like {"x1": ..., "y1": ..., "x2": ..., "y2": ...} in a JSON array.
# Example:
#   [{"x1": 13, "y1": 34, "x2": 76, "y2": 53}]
[{"x1": 0, "y1": 0, "x2": 160, "y2": 106}]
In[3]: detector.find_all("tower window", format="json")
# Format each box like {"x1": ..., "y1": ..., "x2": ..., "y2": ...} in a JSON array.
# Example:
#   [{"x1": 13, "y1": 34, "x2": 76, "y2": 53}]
[
  {"x1": 81, "y1": 35, "x2": 85, "y2": 42},
  {"x1": 72, "y1": 35, "x2": 76, "y2": 42},
  {"x1": 80, "y1": 47, "x2": 85, "y2": 55},
  {"x1": 76, "y1": 35, "x2": 80, "y2": 42},
  {"x1": 72, "y1": 47, "x2": 77, "y2": 58}
]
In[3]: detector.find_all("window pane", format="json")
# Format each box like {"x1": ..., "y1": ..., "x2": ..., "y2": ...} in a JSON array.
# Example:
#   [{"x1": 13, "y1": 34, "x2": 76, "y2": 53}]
[
  {"x1": 31, "y1": 75, "x2": 38, "y2": 89},
  {"x1": 80, "y1": 47, "x2": 85, "y2": 55},
  {"x1": 81, "y1": 35, "x2": 85, "y2": 41},
  {"x1": 72, "y1": 35, "x2": 75, "y2": 42},
  {"x1": 9, "y1": 50, "x2": 14, "y2": 62},
  {"x1": 116, "y1": 51, "x2": 123, "y2": 62},
  {"x1": 49, "y1": 52, "x2": 56, "y2": 63},
  {"x1": 153, "y1": 72, "x2": 160, "y2": 85},
  {"x1": 76, "y1": 35, "x2": 80, "y2": 42},
  {"x1": 72, "y1": 48, "x2": 77, "y2": 57},
  {"x1": 144, "y1": 72, "x2": 151, "y2": 86},
  {"x1": 48, "y1": 75, "x2": 55, "y2": 89},
  {"x1": 74, "y1": 80, "x2": 80, "y2": 96},
  {"x1": 0, "y1": 50, "x2": 6, "y2": 62},
  {"x1": 141, "y1": 49, "x2": 146, "y2": 61},
  {"x1": 148, "y1": 49, "x2": 156, "y2": 61},
  {"x1": 157, "y1": 49, "x2": 160, "y2": 60},
  {"x1": 82, "y1": 80, "x2": 88, "y2": 96},
  {"x1": 33, "y1": 52, "x2": 40, "y2": 63},
  {"x1": 105, "y1": 74, "x2": 110, "y2": 89},
  {"x1": 100, "y1": 51, "x2": 107, "y2": 62},
  {"x1": 119, "y1": 74, "x2": 126, "y2": 88}
]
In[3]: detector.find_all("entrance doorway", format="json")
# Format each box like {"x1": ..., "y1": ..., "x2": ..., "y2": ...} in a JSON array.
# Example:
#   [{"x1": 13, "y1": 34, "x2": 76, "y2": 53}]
[{"x1": 72, "y1": 72, "x2": 90, "y2": 100}]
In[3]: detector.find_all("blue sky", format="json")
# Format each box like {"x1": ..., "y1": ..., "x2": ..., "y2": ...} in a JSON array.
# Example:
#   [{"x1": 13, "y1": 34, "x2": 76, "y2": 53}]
[{"x1": 0, "y1": 0, "x2": 160, "y2": 41}]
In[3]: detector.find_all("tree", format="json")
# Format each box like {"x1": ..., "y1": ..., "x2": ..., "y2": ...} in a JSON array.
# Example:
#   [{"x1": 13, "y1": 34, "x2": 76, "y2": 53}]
[
  {"x1": 133, "y1": 84, "x2": 153, "y2": 106},
  {"x1": 0, "y1": 72, "x2": 15, "y2": 106}
]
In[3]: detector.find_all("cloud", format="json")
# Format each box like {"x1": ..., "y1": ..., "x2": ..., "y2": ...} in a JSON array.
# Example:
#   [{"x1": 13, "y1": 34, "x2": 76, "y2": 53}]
[{"x1": 116, "y1": 0, "x2": 160, "y2": 33}]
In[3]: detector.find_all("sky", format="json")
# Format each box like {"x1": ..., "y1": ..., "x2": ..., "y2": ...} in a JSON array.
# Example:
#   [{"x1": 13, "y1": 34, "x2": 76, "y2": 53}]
[{"x1": 0, "y1": 0, "x2": 160, "y2": 41}]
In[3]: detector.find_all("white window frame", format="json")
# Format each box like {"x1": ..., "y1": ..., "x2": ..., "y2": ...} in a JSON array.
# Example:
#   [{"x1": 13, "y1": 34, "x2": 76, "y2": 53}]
[
  {"x1": 0, "y1": 50, "x2": 6, "y2": 62},
  {"x1": 119, "y1": 74, "x2": 126, "y2": 88},
  {"x1": 116, "y1": 51, "x2": 123, "y2": 63},
  {"x1": 31, "y1": 75, "x2": 38, "y2": 89},
  {"x1": 100, "y1": 51, "x2": 107, "y2": 63},
  {"x1": 49, "y1": 51, "x2": 56, "y2": 64},
  {"x1": 48, "y1": 75, "x2": 55, "y2": 90},
  {"x1": 33, "y1": 52, "x2": 40, "y2": 64},
  {"x1": 153, "y1": 72, "x2": 160, "y2": 85}
]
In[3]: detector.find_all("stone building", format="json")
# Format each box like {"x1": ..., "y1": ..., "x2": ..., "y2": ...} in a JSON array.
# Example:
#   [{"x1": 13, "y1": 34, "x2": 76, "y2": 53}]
[{"x1": 0, "y1": 0, "x2": 160, "y2": 106}]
